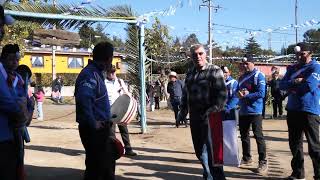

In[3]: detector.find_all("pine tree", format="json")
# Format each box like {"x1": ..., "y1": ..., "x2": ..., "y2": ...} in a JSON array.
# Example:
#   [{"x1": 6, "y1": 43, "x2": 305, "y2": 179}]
[{"x1": 244, "y1": 36, "x2": 262, "y2": 55}]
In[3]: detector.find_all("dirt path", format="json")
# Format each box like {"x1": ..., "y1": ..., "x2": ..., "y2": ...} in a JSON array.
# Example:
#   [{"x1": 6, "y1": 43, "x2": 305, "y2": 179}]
[{"x1": 24, "y1": 104, "x2": 315, "y2": 180}]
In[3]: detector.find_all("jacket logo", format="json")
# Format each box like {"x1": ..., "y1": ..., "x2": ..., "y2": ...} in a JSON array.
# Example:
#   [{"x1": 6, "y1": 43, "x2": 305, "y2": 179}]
[{"x1": 312, "y1": 73, "x2": 320, "y2": 81}]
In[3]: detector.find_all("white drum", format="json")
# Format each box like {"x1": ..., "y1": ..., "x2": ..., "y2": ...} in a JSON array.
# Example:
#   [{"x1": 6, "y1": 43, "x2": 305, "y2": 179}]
[{"x1": 111, "y1": 94, "x2": 137, "y2": 125}]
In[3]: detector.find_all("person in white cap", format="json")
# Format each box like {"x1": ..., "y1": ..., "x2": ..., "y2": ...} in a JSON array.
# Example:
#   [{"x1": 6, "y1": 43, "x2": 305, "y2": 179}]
[
  {"x1": 167, "y1": 71, "x2": 185, "y2": 127},
  {"x1": 280, "y1": 42, "x2": 320, "y2": 180}
]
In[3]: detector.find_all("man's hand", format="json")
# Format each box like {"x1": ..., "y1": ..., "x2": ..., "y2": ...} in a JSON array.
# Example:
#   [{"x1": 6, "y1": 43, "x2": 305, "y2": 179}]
[
  {"x1": 237, "y1": 91, "x2": 244, "y2": 99},
  {"x1": 294, "y1": 78, "x2": 304, "y2": 84}
]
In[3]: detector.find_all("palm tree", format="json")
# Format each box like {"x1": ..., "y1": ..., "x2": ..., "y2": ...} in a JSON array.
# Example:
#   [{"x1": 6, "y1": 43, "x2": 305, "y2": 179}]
[{"x1": 6, "y1": 2, "x2": 145, "y2": 96}]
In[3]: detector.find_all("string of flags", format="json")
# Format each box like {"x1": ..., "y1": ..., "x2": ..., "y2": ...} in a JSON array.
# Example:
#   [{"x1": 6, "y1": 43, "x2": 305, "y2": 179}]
[
  {"x1": 64, "y1": 0, "x2": 93, "y2": 14},
  {"x1": 141, "y1": 0, "x2": 193, "y2": 19}
]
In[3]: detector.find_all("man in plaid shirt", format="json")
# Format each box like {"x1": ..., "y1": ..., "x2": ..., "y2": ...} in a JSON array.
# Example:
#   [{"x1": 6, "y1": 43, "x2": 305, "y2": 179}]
[{"x1": 178, "y1": 44, "x2": 227, "y2": 179}]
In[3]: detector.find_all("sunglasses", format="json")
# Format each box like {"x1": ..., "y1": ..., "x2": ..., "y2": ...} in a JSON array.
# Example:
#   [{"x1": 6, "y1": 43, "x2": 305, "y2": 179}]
[{"x1": 192, "y1": 52, "x2": 205, "y2": 56}]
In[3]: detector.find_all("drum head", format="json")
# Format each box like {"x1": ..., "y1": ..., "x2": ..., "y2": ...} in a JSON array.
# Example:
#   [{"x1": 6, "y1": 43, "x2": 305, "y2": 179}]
[{"x1": 111, "y1": 94, "x2": 134, "y2": 123}]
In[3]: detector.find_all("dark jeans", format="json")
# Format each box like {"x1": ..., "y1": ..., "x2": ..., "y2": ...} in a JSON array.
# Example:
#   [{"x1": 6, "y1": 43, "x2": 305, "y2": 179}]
[
  {"x1": 171, "y1": 97, "x2": 181, "y2": 124},
  {"x1": 111, "y1": 124, "x2": 133, "y2": 152},
  {"x1": 189, "y1": 109, "x2": 226, "y2": 180},
  {"x1": 154, "y1": 97, "x2": 160, "y2": 109},
  {"x1": 0, "y1": 141, "x2": 17, "y2": 180},
  {"x1": 272, "y1": 99, "x2": 283, "y2": 117},
  {"x1": 239, "y1": 115, "x2": 267, "y2": 162},
  {"x1": 79, "y1": 124, "x2": 115, "y2": 180},
  {"x1": 287, "y1": 111, "x2": 320, "y2": 179}
]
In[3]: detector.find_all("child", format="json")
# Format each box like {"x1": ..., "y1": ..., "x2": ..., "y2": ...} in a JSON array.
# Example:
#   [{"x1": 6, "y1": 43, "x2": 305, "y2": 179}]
[
  {"x1": 34, "y1": 86, "x2": 44, "y2": 120},
  {"x1": 51, "y1": 85, "x2": 63, "y2": 104}
]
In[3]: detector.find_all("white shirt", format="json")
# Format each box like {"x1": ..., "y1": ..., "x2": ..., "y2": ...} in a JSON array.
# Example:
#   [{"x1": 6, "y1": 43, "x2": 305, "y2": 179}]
[{"x1": 105, "y1": 77, "x2": 129, "y2": 105}]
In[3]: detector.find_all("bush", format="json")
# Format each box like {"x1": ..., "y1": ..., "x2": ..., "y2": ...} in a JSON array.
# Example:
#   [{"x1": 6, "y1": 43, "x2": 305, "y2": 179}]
[{"x1": 31, "y1": 73, "x2": 79, "y2": 87}]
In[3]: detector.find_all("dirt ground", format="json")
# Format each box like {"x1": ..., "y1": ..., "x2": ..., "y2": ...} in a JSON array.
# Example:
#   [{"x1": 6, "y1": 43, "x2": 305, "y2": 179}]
[{"x1": 24, "y1": 103, "x2": 315, "y2": 180}]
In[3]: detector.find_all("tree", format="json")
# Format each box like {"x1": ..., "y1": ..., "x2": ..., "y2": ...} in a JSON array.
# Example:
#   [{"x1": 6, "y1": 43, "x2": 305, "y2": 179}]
[
  {"x1": 2, "y1": 20, "x2": 41, "y2": 52},
  {"x1": 78, "y1": 24, "x2": 96, "y2": 48},
  {"x1": 95, "y1": 23, "x2": 111, "y2": 44},
  {"x1": 182, "y1": 33, "x2": 200, "y2": 49},
  {"x1": 286, "y1": 44, "x2": 296, "y2": 54},
  {"x1": 112, "y1": 36, "x2": 125, "y2": 53},
  {"x1": 244, "y1": 36, "x2": 262, "y2": 55},
  {"x1": 223, "y1": 46, "x2": 244, "y2": 57},
  {"x1": 145, "y1": 17, "x2": 172, "y2": 60}
]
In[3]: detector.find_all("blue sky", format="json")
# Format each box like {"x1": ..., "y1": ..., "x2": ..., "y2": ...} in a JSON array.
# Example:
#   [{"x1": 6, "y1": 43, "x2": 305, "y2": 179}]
[{"x1": 61, "y1": 0, "x2": 320, "y2": 52}]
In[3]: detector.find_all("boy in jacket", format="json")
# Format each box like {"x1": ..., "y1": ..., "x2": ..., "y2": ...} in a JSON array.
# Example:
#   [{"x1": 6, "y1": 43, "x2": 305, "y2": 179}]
[{"x1": 237, "y1": 55, "x2": 268, "y2": 173}]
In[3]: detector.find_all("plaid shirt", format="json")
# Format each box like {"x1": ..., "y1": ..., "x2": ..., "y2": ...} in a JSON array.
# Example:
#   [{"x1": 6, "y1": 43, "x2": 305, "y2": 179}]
[{"x1": 180, "y1": 63, "x2": 227, "y2": 118}]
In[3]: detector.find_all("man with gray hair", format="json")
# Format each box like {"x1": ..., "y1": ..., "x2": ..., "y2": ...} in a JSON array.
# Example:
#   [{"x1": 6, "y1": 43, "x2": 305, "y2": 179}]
[{"x1": 178, "y1": 44, "x2": 227, "y2": 179}]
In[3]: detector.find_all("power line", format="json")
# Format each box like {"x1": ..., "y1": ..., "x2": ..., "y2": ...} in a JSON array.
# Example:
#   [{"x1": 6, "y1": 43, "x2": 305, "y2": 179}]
[{"x1": 213, "y1": 23, "x2": 303, "y2": 36}]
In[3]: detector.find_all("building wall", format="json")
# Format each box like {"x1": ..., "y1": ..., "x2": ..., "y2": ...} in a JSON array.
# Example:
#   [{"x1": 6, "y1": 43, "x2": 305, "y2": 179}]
[{"x1": 19, "y1": 51, "x2": 123, "y2": 74}]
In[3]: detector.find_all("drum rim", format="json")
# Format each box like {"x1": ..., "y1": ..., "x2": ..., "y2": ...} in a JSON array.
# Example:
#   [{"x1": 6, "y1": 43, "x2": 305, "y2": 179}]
[
  {"x1": 120, "y1": 98, "x2": 137, "y2": 125},
  {"x1": 122, "y1": 99, "x2": 137, "y2": 124}
]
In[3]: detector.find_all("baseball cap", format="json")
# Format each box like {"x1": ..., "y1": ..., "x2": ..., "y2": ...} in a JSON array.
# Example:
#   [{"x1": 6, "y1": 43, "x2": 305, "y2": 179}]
[
  {"x1": 242, "y1": 54, "x2": 255, "y2": 63},
  {"x1": 294, "y1": 42, "x2": 313, "y2": 53}
]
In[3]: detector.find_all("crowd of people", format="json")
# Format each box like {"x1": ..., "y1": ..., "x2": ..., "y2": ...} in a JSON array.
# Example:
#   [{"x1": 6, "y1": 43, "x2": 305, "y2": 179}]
[
  {"x1": 0, "y1": 4, "x2": 319, "y2": 179},
  {"x1": 173, "y1": 42, "x2": 320, "y2": 180}
]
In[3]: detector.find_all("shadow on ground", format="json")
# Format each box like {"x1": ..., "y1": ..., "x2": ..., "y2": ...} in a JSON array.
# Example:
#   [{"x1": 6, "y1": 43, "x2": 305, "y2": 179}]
[
  {"x1": 26, "y1": 165, "x2": 134, "y2": 180},
  {"x1": 25, "y1": 145, "x2": 84, "y2": 156}
]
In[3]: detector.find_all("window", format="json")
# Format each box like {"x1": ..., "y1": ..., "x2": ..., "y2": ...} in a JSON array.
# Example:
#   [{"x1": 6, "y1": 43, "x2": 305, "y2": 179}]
[
  {"x1": 68, "y1": 57, "x2": 84, "y2": 68},
  {"x1": 31, "y1": 56, "x2": 44, "y2": 67}
]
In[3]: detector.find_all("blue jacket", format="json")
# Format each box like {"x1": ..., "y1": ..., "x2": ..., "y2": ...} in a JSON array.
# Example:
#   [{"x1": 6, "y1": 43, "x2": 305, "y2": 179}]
[
  {"x1": 75, "y1": 60, "x2": 111, "y2": 129},
  {"x1": 237, "y1": 68, "x2": 266, "y2": 115},
  {"x1": 225, "y1": 76, "x2": 239, "y2": 112},
  {"x1": 279, "y1": 59, "x2": 320, "y2": 115},
  {"x1": 167, "y1": 79, "x2": 184, "y2": 99},
  {"x1": 0, "y1": 64, "x2": 22, "y2": 142}
]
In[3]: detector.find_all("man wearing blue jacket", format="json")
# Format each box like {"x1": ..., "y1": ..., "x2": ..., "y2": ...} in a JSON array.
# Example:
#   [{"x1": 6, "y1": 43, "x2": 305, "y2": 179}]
[
  {"x1": 75, "y1": 41, "x2": 115, "y2": 180},
  {"x1": 280, "y1": 42, "x2": 320, "y2": 180},
  {"x1": 237, "y1": 55, "x2": 268, "y2": 173},
  {"x1": 0, "y1": 11, "x2": 28, "y2": 180}
]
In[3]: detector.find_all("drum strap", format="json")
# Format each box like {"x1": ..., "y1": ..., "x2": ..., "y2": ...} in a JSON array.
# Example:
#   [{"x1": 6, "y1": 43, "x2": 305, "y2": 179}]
[{"x1": 117, "y1": 78, "x2": 129, "y2": 94}]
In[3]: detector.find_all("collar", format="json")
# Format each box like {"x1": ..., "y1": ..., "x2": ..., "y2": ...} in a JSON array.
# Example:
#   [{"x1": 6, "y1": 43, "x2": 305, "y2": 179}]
[
  {"x1": 194, "y1": 63, "x2": 209, "y2": 72},
  {"x1": 244, "y1": 68, "x2": 257, "y2": 75},
  {"x1": 0, "y1": 62, "x2": 8, "y2": 80},
  {"x1": 106, "y1": 77, "x2": 118, "y2": 83},
  {"x1": 226, "y1": 76, "x2": 233, "y2": 82}
]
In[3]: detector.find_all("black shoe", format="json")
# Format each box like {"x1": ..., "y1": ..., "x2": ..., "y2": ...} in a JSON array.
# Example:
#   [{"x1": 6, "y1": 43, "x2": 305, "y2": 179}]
[
  {"x1": 125, "y1": 150, "x2": 137, "y2": 156},
  {"x1": 286, "y1": 173, "x2": 305, "y2": 180}
]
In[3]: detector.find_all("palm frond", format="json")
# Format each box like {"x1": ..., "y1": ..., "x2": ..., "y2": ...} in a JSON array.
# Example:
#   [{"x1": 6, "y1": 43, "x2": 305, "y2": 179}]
[
  {"x1": 5, "y1": 3, "x2": 137, "y2": 29},
  {"x1": 5, "y1": 3, "x2": 147, "y2": 97}
]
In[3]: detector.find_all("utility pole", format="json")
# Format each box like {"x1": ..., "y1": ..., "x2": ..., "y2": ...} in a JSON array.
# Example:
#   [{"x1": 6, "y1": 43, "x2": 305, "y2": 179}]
[
  {"x1": 268, "y1": 32, "x2": 272, "y2": 50},
  {"x1": 295, "y1": 0, "x2": 298, "y2": 44},
  {"x1": 200, "y1": 0, "x2": 221, "y2": 64}
]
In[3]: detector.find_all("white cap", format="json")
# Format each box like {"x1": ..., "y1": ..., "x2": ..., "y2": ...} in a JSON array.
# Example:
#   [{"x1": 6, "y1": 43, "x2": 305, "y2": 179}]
[{"x1": 168, "y1": 71, "x2": 177, "y2": 77}]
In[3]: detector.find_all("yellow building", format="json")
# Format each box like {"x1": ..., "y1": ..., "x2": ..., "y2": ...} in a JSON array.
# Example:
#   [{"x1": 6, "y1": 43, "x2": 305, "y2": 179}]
[{"x1": 19, "y1": 47, "x2": 124, "y2": 75}]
